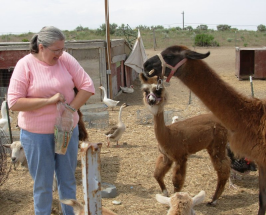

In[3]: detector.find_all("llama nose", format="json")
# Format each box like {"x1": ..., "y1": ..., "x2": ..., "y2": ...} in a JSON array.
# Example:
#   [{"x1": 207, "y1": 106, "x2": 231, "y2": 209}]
[{"x1": 11, "y1": 157, "x2": 16, "y2": 162}]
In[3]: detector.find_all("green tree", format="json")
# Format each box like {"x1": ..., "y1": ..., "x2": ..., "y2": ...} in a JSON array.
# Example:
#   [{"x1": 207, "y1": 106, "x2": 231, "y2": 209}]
[
  {"x1": 194, "y1": 33, "x2": 219, "y2": 47},
  {"x1": 217, "y1": 24, "x2": 231, "y2": 31},
  {"x1": 257, "y1": 24, "x2": 266, "y2": 32},
  {"x1": 196, "y1": 25, "x2": 208, "y2": 30}
]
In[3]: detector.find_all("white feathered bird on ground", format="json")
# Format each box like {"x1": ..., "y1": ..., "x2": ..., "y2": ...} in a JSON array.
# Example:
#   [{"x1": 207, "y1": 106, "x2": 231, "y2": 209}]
[
  {"x1": 120, "y1": 85, "x2": 134, "y2": 93},
  {"x1": 171, "y1": 116, "x2": 179, "y2": 124},
  {"x1": 99, "y1": 86, "x2": 120, "y2": 111},
  {"x1": 0, "y1": 100, "x2": 12, "y2": 133},
  {"x1": 105, "y1": 103, "x2": 129, "y2": 147}
]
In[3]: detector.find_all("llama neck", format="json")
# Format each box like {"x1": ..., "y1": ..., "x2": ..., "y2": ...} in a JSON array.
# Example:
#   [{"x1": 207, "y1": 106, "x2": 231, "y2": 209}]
[
  {"x1": 153, "y1": 111, "x2": 168, "y2": 146},
  {"x1": 178, "y1": 60, "x2": 261, "y2": 131}
]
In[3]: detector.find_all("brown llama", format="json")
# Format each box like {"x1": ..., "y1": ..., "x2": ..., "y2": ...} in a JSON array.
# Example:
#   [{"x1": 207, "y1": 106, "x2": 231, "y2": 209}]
[
  {"x1": 141, "y1": 81, "x2": 230, "y2": 205},
  {"x1": 142, "y1": 45, "x2": 266, "y2": 215}
]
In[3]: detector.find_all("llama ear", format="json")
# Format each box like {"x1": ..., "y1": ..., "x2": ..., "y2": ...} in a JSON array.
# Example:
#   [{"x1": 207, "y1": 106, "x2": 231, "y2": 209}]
[
  {"x1": 3, "y1": 144, "x2": 11, "y2": 148},
  {"x1": 184, "y1": 50, "x2": 210, "y2": 60},
  {"x1": 192, "y1": 190, "x2": 205, "y2": 207},
  {"x1": 156, "y1": 194, "x2": 171, "y2": 206},
  {"x1": 139, "y1": 73, "x2": 158, "y2": 84}
]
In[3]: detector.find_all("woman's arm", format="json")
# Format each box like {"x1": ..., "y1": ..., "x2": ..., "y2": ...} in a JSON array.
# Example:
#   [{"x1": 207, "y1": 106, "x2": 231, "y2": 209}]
[
  {"x1": 10, "y1": 93, "x2": 64, "y2": 111},
  {"x1": 68, "y1": 89, "x2": 93, "y2": 112}
]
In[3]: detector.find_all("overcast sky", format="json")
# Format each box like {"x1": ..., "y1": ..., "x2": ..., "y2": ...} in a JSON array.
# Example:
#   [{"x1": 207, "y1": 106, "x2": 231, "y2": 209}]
[{"x1": 1, "y1": 0, "x2": 265, "y2": 34}]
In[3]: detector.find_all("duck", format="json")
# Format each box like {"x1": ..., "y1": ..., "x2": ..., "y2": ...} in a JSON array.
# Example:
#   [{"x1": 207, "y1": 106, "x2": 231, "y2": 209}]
[
  {"x1": 99, "y1": 86, "x2": 120, "y2": 111},
  {"x1": 105, "y1": 103, "x2": 129, "y2": 147},
  {"x1": 0, "y1": 100, "x2": 12, "y2": 134},
  {"x1": 171, "y1": 116, "x2": 179, "y2": 124},
  {"x1": 120, "y1": 85, "x2": 134, "y2": 93}
]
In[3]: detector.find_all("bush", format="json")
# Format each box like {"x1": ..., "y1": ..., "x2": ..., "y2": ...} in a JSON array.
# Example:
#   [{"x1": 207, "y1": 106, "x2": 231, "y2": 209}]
[
  {"x1": 194, "y1": 33, "x2": 219, "y2": 47},
  {"x1": 257, "y1": 24, "x2": 266, "y2": 32},
  {"x1": 196, "y1": 25, "x2": 208, "y2": 31},
  {"x1": 227, "y1": 38, "x2": 233, "y2": 42},
  {"x1": 22, "y1": 39, "x2": 29, "y2": 42},
  {"x1": 217, "y1": 24, "x2": 231, "y2": 31},
  {"x1": 185, "y1": 26, "x2": 193, "y2": 31}
]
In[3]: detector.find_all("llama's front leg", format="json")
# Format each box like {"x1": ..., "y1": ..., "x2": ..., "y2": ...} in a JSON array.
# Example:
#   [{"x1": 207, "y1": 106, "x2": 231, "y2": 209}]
[
  {"x1": 154, "y1": 154, "x2": 173, "y2": 196},
  {"x1": 172, "y1": 159, "x2": 187, "y2": 193},
  {"x1": 258, "y1": 165, "x2": 266, "y2": 215}
]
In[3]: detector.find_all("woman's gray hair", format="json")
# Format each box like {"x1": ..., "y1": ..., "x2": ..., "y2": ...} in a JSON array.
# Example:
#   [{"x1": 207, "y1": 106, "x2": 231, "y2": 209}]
[{"x1": 30, "y1": 26, "x2": 65, "y2": 53}]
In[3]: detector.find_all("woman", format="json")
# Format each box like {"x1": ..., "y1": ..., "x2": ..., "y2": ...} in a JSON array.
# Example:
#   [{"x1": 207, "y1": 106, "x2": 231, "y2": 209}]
[{"x1": 8, "y1": 26, "x2": 95, "y2": 215}]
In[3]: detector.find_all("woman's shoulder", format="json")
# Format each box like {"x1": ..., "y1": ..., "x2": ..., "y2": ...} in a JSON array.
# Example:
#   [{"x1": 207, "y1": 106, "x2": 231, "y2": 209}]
[
  {"x1": 15, "y1": 53, "x2": 34, "y2": 67},
  {"x1": 60, "y1": 51, "x2": 76, "y2": 62}
]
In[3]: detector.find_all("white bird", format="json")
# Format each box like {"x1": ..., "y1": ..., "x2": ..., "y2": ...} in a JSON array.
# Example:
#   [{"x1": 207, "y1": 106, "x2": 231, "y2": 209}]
[
  {"x1": 172, "y1": 116, "x2": 179, "y2": 124},
  {"x1": 0, "y1": 100, "x2": 12, "y2": 133},
  {"x1": 120, "y1": 85, "x2": 134, "y2": 93},
  {"x1": 99, "y1": 86, "x2": 120, "y2": 111},
  {"x1": 105, "y1": 103, "x2": 129, "y2": 147}
]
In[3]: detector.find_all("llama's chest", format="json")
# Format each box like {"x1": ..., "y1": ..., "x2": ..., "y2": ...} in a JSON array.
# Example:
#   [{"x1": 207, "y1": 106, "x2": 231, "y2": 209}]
[{"x1": 158, "y1": 145, "x2": 186, "y2": 161}]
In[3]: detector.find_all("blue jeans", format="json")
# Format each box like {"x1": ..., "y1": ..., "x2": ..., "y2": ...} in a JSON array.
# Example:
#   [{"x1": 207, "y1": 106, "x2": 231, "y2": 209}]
[{"x1": 21, "y1": 126, "x2": 79, "y2": 215}]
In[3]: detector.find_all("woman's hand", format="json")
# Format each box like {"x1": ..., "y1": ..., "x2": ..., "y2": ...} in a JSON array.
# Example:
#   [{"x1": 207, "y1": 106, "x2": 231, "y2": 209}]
[{"x1": 48, "y1": 93, "x2": 66, "y2": 104}]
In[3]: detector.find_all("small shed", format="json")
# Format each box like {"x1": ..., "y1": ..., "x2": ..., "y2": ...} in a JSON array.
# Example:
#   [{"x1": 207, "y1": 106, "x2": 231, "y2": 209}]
[
  {"x1": 235, "y1": 47, "x2": 266, "y2": 80},
  {"x1": 0, "y1": 39, "x2": 137, "y2": 103}
]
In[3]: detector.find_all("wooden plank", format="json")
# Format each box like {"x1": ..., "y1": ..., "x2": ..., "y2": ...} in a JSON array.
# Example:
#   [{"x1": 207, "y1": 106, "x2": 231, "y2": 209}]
[
  {"x1": 125, "y1": 66, "x2": 132, "y2": 87},
  {"x1": 98, "y1": 47, "x2": 107, "y2": 100},
  {"x1": 0, "y1": 45, "x2": 30, "y2": 51},
  {"x1": 111, "y1": 54, "x2": 126, "y2": 63},
  {"x1": 65, "y1": 42, "x2": 104, "y2": 49},
  {"x1": 111, "y1": 39, "x2": 125, "y2": 47},
  {"x1": 0, "y1": 42, "x2": 30, "y2": 46},
  {"x1": 254, "y1": 50, "x2": 266, "y2": 79},
  {"x1": 121, "y1": 61, "x2": 125, "y2": 87}
]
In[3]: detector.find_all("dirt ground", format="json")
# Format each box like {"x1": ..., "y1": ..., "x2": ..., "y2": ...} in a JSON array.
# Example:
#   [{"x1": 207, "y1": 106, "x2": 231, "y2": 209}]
[{"x1": 1, "y1": 47, "x2": 266, "y2": 215}]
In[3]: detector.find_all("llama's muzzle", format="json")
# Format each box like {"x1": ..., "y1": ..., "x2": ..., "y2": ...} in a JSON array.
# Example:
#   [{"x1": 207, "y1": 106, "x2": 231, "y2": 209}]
[{"x1": 146, "y1": 93, "x2": 161, "y2": 105}]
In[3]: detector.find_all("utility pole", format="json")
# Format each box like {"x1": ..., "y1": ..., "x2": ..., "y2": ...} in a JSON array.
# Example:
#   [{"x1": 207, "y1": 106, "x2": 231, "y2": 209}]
[
  {"x1": 181, "y1": 11, "x2": 184, "y2": 30},
  {"x1": 105, "y1": 0, "x2": 112, "y2": 98}
]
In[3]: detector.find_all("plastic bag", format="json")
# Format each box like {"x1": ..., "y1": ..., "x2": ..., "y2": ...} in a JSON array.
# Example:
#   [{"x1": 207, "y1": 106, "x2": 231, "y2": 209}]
[{"x1": 54, "y1": 102, "x2": 74, "y2": 154}]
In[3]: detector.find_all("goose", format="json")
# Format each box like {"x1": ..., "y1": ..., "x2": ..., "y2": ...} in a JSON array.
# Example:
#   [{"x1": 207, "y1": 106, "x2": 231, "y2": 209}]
[
  {"x1": 120, "y1": 85, "x2": 134, "y2": 93},
  {"x1": 99, "y1": 86, "x2": 120, "y2": 111},
  {"x1": 105, "y1": 103, "x2": 129, "y2": 147},
  {"x1": 0, "y1": 100, "x2": 12, "y2": 133},
  {"x1": 171, "y1": 116, "x2": 179, "y2": 124}
]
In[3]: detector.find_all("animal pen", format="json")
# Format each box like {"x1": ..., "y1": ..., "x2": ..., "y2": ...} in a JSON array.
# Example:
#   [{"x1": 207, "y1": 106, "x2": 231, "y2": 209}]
[{"x1": 0, "y1": 39, "x2": 138, "y2": 214}]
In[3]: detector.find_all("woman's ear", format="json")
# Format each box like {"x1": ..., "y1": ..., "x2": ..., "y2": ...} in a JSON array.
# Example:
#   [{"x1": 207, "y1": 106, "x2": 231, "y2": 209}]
[{"x1": 38, "y1": 43, "x2": 44, "y2": 52}]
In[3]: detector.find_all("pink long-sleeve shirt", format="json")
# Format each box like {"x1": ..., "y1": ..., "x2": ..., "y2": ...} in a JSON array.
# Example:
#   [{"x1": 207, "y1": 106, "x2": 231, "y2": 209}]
[{"x1": 8, "y1": 52, "x2": 95, "y2": 134}]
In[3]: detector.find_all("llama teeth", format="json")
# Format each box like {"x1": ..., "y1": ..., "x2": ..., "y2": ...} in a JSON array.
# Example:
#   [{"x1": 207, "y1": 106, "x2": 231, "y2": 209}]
[{"x1": 149, "y1": 69, "x2": 155, "y2": 75}]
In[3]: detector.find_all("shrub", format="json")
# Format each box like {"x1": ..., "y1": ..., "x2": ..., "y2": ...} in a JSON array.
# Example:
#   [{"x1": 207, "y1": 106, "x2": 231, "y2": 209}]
[
  {"x1": 227, "y1": 38, "x2": 233, "y2": 42},
  {"x1": 185, "y1": 26, "x2": 193, "y2": 31},
  {"x1": 196, "y1": 25, "x2": 208, "y2": 31},
  {"x1": 257, "y1": 24, "x2": 266, "y2": 32},
  {"x1": 22, "y1": 39, "x2": 29, "y2": 42},
  {"x1": 217, "y1": 24, "x2": 231, "y2": 31},
  {"x1": 194, "y1": 33, "x2": 219, "y2": 47}
]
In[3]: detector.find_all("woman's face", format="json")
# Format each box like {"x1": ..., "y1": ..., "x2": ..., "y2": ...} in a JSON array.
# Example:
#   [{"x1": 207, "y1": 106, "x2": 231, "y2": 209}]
[{"x1": 38, "y1": 40, "x2": 65, "y2": 66}]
